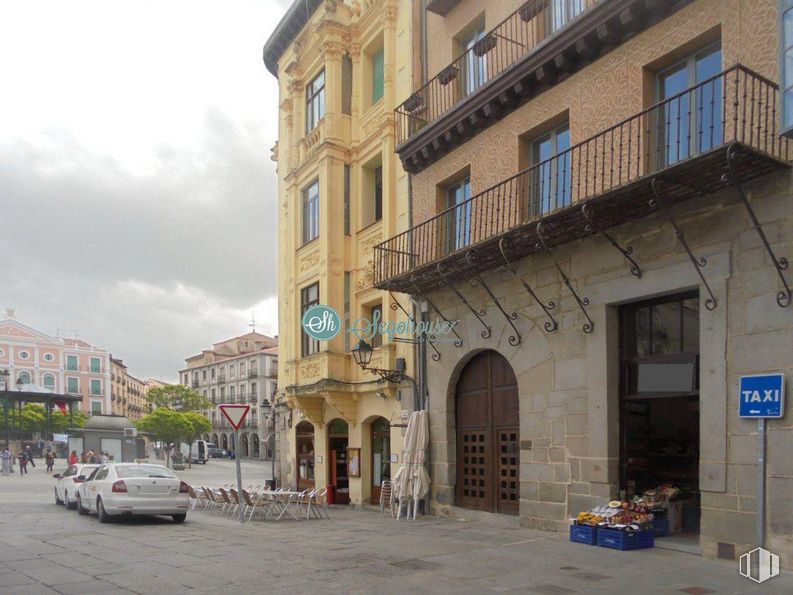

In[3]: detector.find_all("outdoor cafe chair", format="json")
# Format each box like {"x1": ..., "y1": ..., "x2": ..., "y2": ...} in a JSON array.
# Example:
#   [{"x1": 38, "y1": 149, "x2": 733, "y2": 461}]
[
  {"x1": 201, "y1": 487, "x2": 217, "y2": 512},
  {"x1": 217, "y1": 488, "x2": 235, "y2": 516},
  {"x1": 187, "y1": 485, "x2": 207, "y2": 510},
  {"x1": 242, "y1": 489, "x2": 269, "y2": 522}
]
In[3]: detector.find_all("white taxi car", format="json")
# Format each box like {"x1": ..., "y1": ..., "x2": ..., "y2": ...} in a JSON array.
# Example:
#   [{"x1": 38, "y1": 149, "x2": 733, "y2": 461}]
[
  {"x1": 53, "y1": 464, "x2": 100, "y2": 509},
  {"x1": 75, "y1": 463, "x2": 190, "y2": 523}
]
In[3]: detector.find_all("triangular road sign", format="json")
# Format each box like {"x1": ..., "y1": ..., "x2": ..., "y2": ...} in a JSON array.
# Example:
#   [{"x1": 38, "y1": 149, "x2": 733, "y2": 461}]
[{"x1": 218, "y1": 404, "x2": 250, "y2": 430}]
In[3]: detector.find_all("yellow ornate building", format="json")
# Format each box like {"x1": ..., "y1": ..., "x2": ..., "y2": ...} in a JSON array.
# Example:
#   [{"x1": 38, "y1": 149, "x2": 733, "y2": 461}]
[
  {"x1": 110, "y1": 357, "x2": 154, "y2": 422},
  {"x1": 264, "y1": 0, "x2": 416, "y2": 505}
]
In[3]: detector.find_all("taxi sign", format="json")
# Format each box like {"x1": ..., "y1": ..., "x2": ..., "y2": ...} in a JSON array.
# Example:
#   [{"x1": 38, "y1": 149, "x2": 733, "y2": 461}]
[
  {"x1": 218, "y1": 404, "x2": 251, "y2": 430},
  {"x1": 739, "y1": 374, "x2": 785, "y2": 418}
]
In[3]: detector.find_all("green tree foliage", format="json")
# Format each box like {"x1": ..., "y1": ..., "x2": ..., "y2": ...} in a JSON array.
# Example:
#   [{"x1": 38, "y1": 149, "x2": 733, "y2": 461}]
[
  {"x1": 136, "y1": 408, "x2": 194, "y2": 467},
  {"x1": 2, "y1": 403, "x2": 86, "y2": 434},
  {"x1": 145, "y1": 384, "x2": 210, "y2": 412},
  {"x1": 181, "y1": 411, "x2": 212, "y2": 468}
]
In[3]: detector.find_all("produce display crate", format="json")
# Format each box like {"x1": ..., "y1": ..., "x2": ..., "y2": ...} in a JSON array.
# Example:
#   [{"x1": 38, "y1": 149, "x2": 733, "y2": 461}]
[
  {"x1": 652, "y1": 517, "x2": 669, "y2": 537},
  {"x1": 596, "y1": 528, "x2": 654, "y2": 551},
  {"x1": 569, "y1": 524, "x2": 598, "y2": 545}
]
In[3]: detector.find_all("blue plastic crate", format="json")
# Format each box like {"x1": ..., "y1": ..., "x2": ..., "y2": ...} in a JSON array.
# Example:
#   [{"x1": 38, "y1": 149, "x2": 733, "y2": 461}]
[
  {"x1": 597, "y1": 528, "x2": 654, "y2": 550},
  {"x1": 570, "y1": 524, "x2": 598, "y2": 545},
  {"x1": 652, "y1": 517, "x2": 669, "y2": 537}
]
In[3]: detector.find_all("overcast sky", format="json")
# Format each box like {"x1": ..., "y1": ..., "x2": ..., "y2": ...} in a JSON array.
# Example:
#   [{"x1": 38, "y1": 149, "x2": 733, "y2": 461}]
[{"x1": 0, "y1": 0, "x2": 291, "y2": 381}]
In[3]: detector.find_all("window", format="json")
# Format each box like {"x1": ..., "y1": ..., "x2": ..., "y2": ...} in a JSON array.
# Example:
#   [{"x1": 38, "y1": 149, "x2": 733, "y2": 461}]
[
  {"x1": 372, "y1": 47, "x2": 384, "y2": 104},
  {"x1": 42, "y1": 374, "x2": 55, "y2": 389},
  {"x1": 90, "y1": 379, "x2": 102, "y2": 395},
  {"x1": 306, "y1": 69, "x2": 325, "y2": 133},
  {"x1": 18, "y1": 350, "x2": 30, "y2": 360},
  {"x1": 530, "y1": 123, "x2": 572, "y2": 215},
  {"x1": 301, "y1": 283, "x2": 320, "y2": 357},
  {"x1": 230, "y1": 385, "x2": 235, "y2": 398},
  {"x1": 229, "y1": 365, "x2": 236, "y2": 379},
  {"x1": 344, "y1": 272, "x2": 351, "y2": 352},
  {"x1": 202, "y1": 369, "x2": 207, "y2": 380},
  {"x1": 18, "y1": 371, "x2": 31, "y2": 384},
  {"x1": 342, "y1": 54, "x2": 352, "y2": 115},
  {"x1": 90, "y1": 357, "x2": 101, "y2": 373},
  {"x1": 43, "y1": 353, "x2": 54, "y2": 362},
  {"x1": 374, "y1": 166, "x2": 383, "y2": 222},
  {"x1": 211, "y1": 367, "x2": 216, "y2": 379},
  {"x1": 445, "y1": 177, "x2": 472, "y2": 252},
  {"x1": 220, "y1": 386, "x2": 225, "y2": 399},
  {"x1": 462, "y1": 28, "x2": 488, "y2": 96},
  {"x1": 91, "y1": 401, "x2": 102, "y2": 416},
  {"x1": 551, "y1": 0, "x2": 585, "y2": 33},
  {"x1": 656, "y1": 44, "x2": 722, "y2": 167},
  {"x1": 343, "y1": 164, "x2": 351, "y2": 235},
  {"x1": 370, "y1": 304, "x2": 383, "y2": 348},
  {"x1": 783, "y1": 1, "x2": 793, "y2": 137},
  {"x1": 211, "y1": 388, "x2": 216, "y2": 399},
  {"x1": 66, "y1": 355, "x2": 78, "y2": 370},
  {"x1": 251, "y1": 382, "x2": 257, "y2": 396},
  {"x1": 240, "y1": 362, "x2": 246, "y2": 375},
  {"x1": 302, "y1": 180, "x2": 320, "y2": 244},
  {"x1": 67, "y1": 377, "x2": 79, "y2": 393}
]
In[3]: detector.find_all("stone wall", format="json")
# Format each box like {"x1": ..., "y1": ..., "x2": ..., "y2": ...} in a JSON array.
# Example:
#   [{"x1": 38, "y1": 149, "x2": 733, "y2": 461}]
[{"x1": 424, "y1": 167, "x2": 793, "y2": 563}]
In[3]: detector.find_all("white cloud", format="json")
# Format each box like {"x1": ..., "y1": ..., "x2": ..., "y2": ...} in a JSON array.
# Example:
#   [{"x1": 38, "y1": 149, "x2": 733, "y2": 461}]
[{"x1": 0, "y1": 0, "x2": 287, "y2": 380}]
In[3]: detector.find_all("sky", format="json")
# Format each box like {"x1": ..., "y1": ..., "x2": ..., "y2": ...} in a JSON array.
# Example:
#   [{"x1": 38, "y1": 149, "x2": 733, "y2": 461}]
[{"x1": 0, "y1": 0, "x2": 292, "y2": 382}]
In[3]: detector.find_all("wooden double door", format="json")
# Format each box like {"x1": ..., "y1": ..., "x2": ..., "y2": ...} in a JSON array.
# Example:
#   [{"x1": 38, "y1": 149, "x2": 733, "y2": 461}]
[{"x1": 455, "y1": 350, "x2": 520, "y2": 516}]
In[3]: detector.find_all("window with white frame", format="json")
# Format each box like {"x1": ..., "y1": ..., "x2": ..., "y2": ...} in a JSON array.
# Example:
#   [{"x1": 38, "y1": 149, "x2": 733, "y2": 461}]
[
  {"x1": 42, "y1": 373, "x2": 55, "y2": 389},
  {"x1": 67, "y1": 377, "x2": 79, "y2": 393},
  {"x1": 67, "y1": 355, "x2": 78, "y2": 371},
  {"x1": 90, "y1": 379, "x2": 102, "y2": 395}
]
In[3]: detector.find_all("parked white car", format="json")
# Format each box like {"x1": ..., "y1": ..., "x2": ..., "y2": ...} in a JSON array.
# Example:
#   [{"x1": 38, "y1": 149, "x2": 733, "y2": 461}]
[
  {"x1": 75, "y1": 463, "x2": 190, "y2": 523},
  {"x1": 53, "y1": 464, "x2": 100, "y2": 509}
]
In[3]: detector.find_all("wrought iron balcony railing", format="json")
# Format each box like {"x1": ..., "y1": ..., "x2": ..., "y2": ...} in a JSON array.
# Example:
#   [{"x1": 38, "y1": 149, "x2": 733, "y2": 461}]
[
  {"x1": 396, "y1": 0, "x2": 595, "y2": 146},
  {"x1": 377, "y1": 65, "x2": 791, "y2": 292}
]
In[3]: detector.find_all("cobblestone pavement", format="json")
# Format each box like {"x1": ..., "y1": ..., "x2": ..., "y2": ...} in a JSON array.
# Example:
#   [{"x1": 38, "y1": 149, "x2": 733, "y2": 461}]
[{"x1": 0, "y1": 458, "x2": 790, "y2": 594}]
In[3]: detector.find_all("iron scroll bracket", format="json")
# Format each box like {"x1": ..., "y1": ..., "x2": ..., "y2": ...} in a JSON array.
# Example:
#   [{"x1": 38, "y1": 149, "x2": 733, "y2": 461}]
[
  {"x1": 410, "y1": 276, "x2": 464, "y2": 348},
  {"x1": 465, "y1": 250, "x2": 521, "y2": 346},
  {"x1": 498, "y1": 237, "x2": 558, "y2": 333},
  {"x1": 387, "y1": 286, "x2": 442, "y2": 362},
  {"x1": 649, "y1": 178, "x2": 718, "y2": 311},
  {"x1": 436, "y1": 262, "x2": 491, "y2": 340},
  {"x1": 536, "y1": 221, "x2": 595, "y2": 334},
  {"x1": 723, "y1": 143, "x2": 791, "y2": 308},
  {"x1": 581, "y1": 202, "x2": 642, "y2": 278}
]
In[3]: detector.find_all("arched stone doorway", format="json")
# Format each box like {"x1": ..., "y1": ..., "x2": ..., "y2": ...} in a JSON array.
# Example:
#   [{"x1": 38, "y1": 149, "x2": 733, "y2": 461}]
[
  {"x1": 212, "y1": 433, "x2": 219, "y2": 445},
  {"x1": 370, "y1": 417, "x2": 391, "y2": 505},
  {"x1": 296, "y1": 421, "x2": 315, "y2": 490},
  {"x1": 327, "y1": 419, "x2": 349, "y2": 505},
  {"x1": 455, "y1": 350, "x2": 519, "y2": 516},
  {"x1": 252, "y1": 434, "x2": 260, "y2": 458},
  {"x1": 241, "y1": 433, "x2": 249, "y2": 457},
  {"x1": 229, "y1": 433, "x2": 236, "y2": 452},
  {"x1": 221, "y1": 434, "x2": 228, "y2": 450}
]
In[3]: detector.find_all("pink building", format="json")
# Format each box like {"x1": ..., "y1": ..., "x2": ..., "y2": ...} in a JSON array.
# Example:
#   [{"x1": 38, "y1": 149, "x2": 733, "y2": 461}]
[{"x1": 0, "y1": 309, "x2": 111, "y2": 415}]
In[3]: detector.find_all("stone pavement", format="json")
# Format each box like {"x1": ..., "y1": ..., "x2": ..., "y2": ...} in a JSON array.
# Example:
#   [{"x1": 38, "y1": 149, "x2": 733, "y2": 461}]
[{"x1": 0, "y1": 459, "x2": 790, "y2": 594}]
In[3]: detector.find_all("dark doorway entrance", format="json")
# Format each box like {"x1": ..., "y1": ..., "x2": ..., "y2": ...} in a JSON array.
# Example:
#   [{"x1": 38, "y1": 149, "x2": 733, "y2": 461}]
[
  {"x1": 620, "y1": 292, "x2": 701, "y2": 537},
  {"x1": 455, "y1": 350, "x2": 519, "y2": 515},
  {"x1": 370, "y1": 417, "x2": 391, "y2": 504},
  {"x1": 327, "y1": 419, "x2": 349, "y2": 505}
]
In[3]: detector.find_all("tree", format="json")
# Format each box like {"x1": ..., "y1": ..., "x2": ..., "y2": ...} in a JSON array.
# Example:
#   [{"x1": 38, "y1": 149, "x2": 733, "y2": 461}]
[
  {"x1": 136, "y1": 408, "x2": 192, "y2": 468},
  {"x1": 146, "y1": 384, "x2": 210, "y2": 412},
  {"x1": 181, "y1": 411, "x2": 211, "y2": 468},
  {"x1": 51, "y1": 409, "x2": 87, "y2": 433}
]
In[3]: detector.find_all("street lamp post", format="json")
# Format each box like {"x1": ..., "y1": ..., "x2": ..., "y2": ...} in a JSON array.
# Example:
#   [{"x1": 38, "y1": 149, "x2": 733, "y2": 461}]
[{"x1": 1, "y1": 369, "x2": 10, "y2": 448}]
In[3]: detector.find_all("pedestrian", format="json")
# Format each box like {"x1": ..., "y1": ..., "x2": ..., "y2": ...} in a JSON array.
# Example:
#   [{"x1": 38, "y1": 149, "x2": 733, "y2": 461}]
[
  {"x1": 45, "y1": 451, "x2": 55, "y2": 473},
  {"x1": 88, "y1": 451, "x2": 97, "y2": 464},
  {"x1": 25, "y1": 445, "x2": 36, "y2": 468},
  {"x1": 68, "y1": 450, "x2": 79, "y2": 465},
  {"x1": 1, "y1": 448, "x2": 12, "y2": 475},
  {"x1": 18, "y1": 450, "x2": 28, "y2": 476},
  {"x1": 100, "y1": 452, "x2": 109, "y2": 464}
]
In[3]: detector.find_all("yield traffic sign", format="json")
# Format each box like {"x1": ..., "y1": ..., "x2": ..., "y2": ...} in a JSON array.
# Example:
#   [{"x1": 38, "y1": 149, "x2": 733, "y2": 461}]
[{"x1": 219, "y1": 404, "x2": 251, "y2": 429}]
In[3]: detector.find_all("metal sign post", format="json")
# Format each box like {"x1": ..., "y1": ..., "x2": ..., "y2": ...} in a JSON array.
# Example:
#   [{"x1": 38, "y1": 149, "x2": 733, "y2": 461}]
[
  {"x1": 234, "y1": 427, "x2": 244, "y2": 524},
  {"x1": 757, "y1": 418, "x2": 767, "y2": 547},
  {"x1": 218, "y1": 404, "x2": 251, "y2": 525}
]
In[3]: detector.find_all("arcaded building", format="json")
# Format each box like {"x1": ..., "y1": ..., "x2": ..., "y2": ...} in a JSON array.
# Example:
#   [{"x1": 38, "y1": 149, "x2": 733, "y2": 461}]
[{"x1": 374, "y1": 0, "x2": 793, "y2": 563}]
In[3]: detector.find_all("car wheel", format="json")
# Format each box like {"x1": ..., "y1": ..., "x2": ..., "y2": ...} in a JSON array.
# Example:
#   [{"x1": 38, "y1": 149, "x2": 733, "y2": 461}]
[
  {"x1": 65, "y1": 491, "x2": 76, "y2": 510},
  {"x1": 76, "y1": 495, "x2": 88, "y2": 516},
  {"x1": 96, "y1": 498, "x2": 111, "y2": 523},
  {"x1": 55, "y1": 488, "x2": 63, "y2": 506},
  {"x1": 172, "y1": 513, "x2": 187, "y2": 523}
]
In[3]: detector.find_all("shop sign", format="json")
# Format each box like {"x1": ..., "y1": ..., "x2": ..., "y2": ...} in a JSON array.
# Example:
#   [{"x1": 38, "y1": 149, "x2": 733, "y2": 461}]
[
  {"x1": 739, "y1": 374, "x2": 785, "y2": 418},
  {"x1": 302, "y1": 305, "x2": 342, "y2": 341}
]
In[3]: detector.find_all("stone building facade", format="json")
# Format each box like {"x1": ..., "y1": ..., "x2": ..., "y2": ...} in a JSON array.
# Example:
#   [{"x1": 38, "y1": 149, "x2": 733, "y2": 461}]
[
  {"x1": 180, "y1": 332, "x2": 278, "y2": 460},
  {"x1": 374, "y1": 0, "x2": 793, "y2": 564},
  {"x1": 263, "y1": 0, "x2": 415, "y2": 505},
  {"x1": 110, "y1": 357, "x2": 153, "y2": 422}
]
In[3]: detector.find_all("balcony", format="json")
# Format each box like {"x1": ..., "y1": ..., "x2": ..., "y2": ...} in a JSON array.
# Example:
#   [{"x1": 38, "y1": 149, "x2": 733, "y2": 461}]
[
  {"x1": 377, "y1": 66, "x2": 792, "y2": 292},
  {"x1": 396, "y1": 0, "x2": 692, "y2": 173}
]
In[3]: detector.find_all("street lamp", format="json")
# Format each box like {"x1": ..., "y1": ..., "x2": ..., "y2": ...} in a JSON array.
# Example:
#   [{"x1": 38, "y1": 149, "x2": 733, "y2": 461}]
[
  {"x1": 351, "y1": 339, "x2": 407, "y2": 384},
  {"x1": 0, "y1": 370, "x2": 9, "y2": 448}
]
